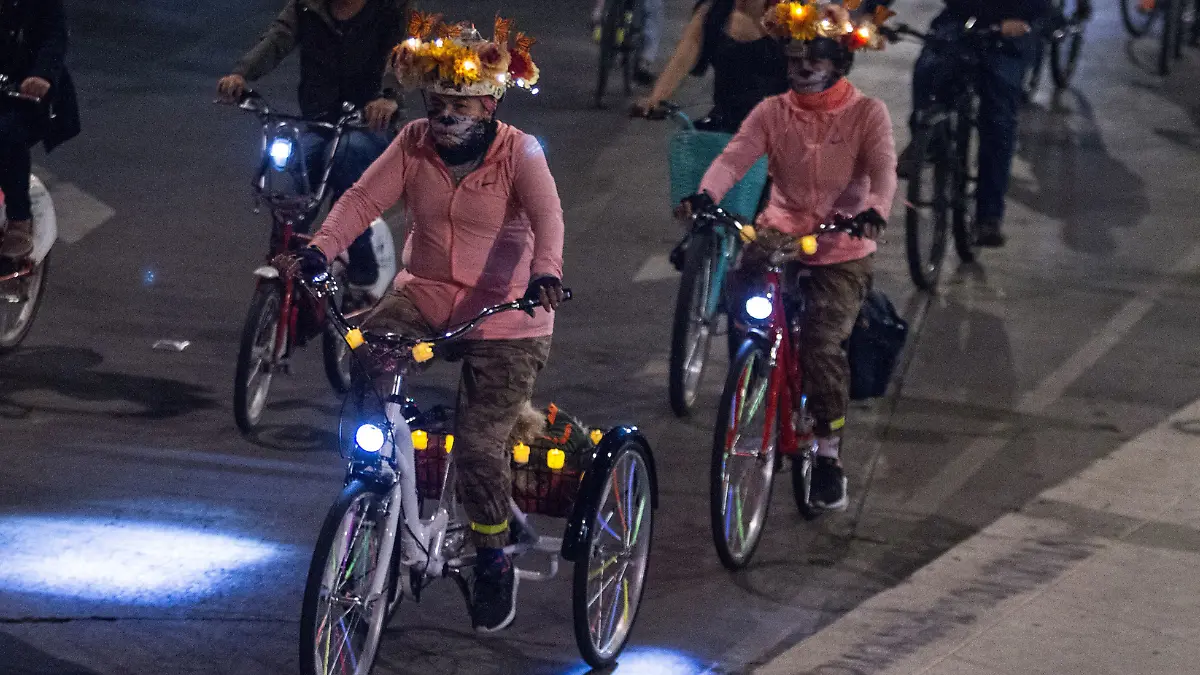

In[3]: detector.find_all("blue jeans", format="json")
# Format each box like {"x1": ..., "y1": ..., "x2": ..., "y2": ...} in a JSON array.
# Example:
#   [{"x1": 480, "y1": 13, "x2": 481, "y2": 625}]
[
  {"x1": 911, "y1": 13, "x2": 1034, "y2": 224},
  {"x1": 301, "y1": 129, "x2": 392, "y2": 286}
]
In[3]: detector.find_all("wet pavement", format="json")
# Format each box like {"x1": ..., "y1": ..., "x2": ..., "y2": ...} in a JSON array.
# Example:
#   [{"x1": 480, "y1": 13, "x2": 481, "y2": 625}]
[{"x1": 4, "y1": 0, "x2": 1200, "y2": 673}]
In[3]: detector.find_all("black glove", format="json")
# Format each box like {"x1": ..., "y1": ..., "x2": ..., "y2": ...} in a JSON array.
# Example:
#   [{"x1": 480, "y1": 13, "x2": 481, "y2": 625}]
[
  {"x1": 855, "y1": 208, "x2": 887, "y2": 239},
  {"x1": 684, "y1": 191, "x2": 715, "y2": 213},
  {"x1": 523, "y1": 275, "x2": 564, "y2": 315},
  {"x1": 297, "y1": 246, "x2": 328, "y2": 280}
]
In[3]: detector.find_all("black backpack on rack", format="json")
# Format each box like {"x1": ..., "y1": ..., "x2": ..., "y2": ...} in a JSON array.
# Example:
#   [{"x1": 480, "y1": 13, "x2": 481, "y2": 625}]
[{"x1": 848, "y1": 288, "x2": 908, "y2": 400}]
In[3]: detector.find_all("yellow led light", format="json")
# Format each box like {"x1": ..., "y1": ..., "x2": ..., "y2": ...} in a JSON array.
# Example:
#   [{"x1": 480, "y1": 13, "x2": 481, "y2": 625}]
[
  {"x1": 513, "y1": 442, "x2": 530, "y2": 464},
  {"x1": 411, "y1": 430, "x2": 428, "y2": 450},
  {"x1": 589, "y1": 429, "x2": 604, "y2": 445},
  {"x1": 547, "y1": 448, "x2": 565, "y2": 470},
  {"x1": 738, "y1": 225, "x2": 757, "y2": 243},
  {"x1": 462, "y1": 59, "x2": 477, "y2": 71},
  {"x1": 345, "y1": 328, "x2": 365, "y2": 350},
  {"x1": 444, "y1": 434, "x2": 454, "y2": 453},
  {"x1": 799, "y1": 236, "x2": 818, "y2": 256},
  {"x1": 412, "y1": 342, "x2": 434, "y2": 363}
]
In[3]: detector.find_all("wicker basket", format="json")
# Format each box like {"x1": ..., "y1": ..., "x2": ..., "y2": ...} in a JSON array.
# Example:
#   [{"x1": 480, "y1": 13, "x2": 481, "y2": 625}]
[{"x1": 668, "y1": 113, "x2": 769, "y2": 221}]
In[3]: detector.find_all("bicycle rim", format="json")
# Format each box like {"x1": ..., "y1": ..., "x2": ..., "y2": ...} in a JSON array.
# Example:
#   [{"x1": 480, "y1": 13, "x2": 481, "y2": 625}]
[
  {"x1": 574, "y1": 443, "x2": 654, "y2": 667},
  {"x1": 951, "y1": 116, "x2": 979, "y2": 264},
  {"x1": 235, "y1": 284, "x2": 282, "y2": 431},
  {"x1": 710, "y1": 341, "x2": 776, "y2": 570},
  {"x1": 305, "y1": 488, "x2": 388, "y2": 675}
]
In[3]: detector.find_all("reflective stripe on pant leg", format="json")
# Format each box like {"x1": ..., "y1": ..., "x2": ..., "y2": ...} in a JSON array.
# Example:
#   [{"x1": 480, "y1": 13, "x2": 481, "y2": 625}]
[{"x1": 453, "y1": 337, "x2": 552, "y2": 549}]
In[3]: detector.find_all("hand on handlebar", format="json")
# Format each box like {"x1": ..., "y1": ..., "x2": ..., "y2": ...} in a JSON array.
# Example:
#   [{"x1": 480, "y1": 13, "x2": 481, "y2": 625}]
[
  {"x1": 523, "y1": 275, "x2": 565, "y2": 315},
  {"x1": 20, "y1": 77, "x2": 50, "y2": 100},
  {"x1": 217, "y1": 74, "x2": 248, "y2": 104},
  {"x1": 675, "y1": 191, "x2": 715, "y2": 222},
  {"x1": 364, "y1": 98, "x2": 399, "y2": 132},
  {"x1": 271, "y1": 246, "x2": 329, "y2": 283},
  {"x1": 631, "y1": 98, "x2": 671, "y2": 120}
]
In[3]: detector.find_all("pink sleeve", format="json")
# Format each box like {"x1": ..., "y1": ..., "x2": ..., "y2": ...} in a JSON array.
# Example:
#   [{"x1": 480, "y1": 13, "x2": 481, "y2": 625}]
[
  {"x1": 512, "y1": 135, "x2": 565, "y2": 280},
  {"x1": 310, "y1": 134, "x2": 408, "y2": 259},
  {"x1": 698, "y1": 101, "x2": 771, "y2": 204},
  {"x1": 859, "y1": 99, "x2": 898, "y2": 220}
]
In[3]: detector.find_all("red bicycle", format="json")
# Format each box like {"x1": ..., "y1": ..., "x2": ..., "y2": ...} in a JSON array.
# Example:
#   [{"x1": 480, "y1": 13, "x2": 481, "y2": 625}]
[{"x1": 705, "y1": 205, "x2": 875, "y2": 570}]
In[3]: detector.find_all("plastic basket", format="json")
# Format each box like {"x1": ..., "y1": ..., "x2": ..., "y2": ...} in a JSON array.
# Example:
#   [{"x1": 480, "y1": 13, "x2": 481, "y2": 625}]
[{"x1": 668, "y1": 113, "x2": 768, "y2": 220}]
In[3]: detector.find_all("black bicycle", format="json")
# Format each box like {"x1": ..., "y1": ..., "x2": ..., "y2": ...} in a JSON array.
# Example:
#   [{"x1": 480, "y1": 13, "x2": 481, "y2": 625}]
[
  {"x1": 890, "y1": 20, "x2": 1018, "y2": 291},
  {"x1": 595, "y1": 0, "x2": 645, "y2": 107},
  {"x1": 1026, "y1": 0, "x2": 1091, "y2": 95}
]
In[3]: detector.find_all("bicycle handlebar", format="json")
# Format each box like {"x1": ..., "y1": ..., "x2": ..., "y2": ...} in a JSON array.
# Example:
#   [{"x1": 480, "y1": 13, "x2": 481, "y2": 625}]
[
  {"x1": 0, "y1": 75, "x2": 41, "y2": 104},
  {"x1": 299, "y1": 272, "x2": 572, "y2": 361},
  {"x1": 217, "y1": 88, "x2": 371, "y2": 131},
  {"x1": 692, "y1": 204, "x2": 880, "y2": 259}
]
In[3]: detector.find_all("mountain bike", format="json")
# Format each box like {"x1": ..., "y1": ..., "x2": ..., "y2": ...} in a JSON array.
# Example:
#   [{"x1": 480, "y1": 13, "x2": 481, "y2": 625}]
[
  {"x1": 221, "y1": 90, "x2": 396, "y2": 433},
  {"x1": 595, "y1": 0, "x2": 645, "y2": 107},
  {"x1": 296, "y1": 275, "x2": 658, "y2": 671},
  {"x1": 651, "y1": 103, "x2": 768, "y2": 417},
  {"x1": 703, "y1": 205, "x2": 875, "y2": 570},
  {"x1": 889, "y1": 21, "x2": 1008, "y2": 291},
  {"x1": 0, "y1": 76, "x2": 55, "y2": 353},
  {"x1": 1026, "y1": 0, "x2": 1091, "y2": 94}
]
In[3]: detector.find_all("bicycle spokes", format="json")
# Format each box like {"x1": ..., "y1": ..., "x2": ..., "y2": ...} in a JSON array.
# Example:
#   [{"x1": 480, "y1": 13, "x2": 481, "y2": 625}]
[
  {"x1": 586, "y1": 451, "x2": 650, "y2": 658},
  {"x1": 315, "y1": 495, "x2": 381, "y2": 675}
]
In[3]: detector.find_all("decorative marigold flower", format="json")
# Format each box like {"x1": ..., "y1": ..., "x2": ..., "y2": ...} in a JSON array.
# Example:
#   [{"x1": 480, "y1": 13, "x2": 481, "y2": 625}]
[{"x1": 478, "y1": 43, "x2": 511, "y2": 73}]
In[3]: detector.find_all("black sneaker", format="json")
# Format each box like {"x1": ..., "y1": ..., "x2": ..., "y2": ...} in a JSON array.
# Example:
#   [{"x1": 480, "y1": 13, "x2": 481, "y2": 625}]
[
  {"x1": 472, "y1": 553, "x2": 518, "y2": 633},
  {"x1": 811, "y1": 456, "x2": 848, "y2": 511},
  {"x1": 975, "y1": 220, "x2": 1006, "y2": 248}
]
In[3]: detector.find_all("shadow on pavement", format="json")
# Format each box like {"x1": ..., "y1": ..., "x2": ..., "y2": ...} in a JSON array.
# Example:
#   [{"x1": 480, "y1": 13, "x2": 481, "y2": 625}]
[
  {"x1": 0, "y1": 631, "x2": 102, "y2": 675},
  {"x1": 0, "y1": 346, "x2": 216, "y2": 420},
  {"x1": 1013, "y1": 88, "x2": 1148, "y2": 256}
]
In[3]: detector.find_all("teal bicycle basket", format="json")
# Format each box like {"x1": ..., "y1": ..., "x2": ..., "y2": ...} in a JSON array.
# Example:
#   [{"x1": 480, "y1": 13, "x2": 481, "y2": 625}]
[{"x1": 668, "y1": 112, "x2": 768, "y2": 220}]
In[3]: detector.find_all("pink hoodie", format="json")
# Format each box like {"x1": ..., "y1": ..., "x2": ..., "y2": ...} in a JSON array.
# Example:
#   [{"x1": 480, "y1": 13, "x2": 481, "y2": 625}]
[
  {"x1": 699, "y1": 79, "x2": 898, "y2": 266},
  {"x1": 311, "y1": 119, "x2": 565, "y2": 340}
]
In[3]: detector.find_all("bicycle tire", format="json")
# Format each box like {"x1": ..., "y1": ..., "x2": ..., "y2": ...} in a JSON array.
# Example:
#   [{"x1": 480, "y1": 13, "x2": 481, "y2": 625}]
[
  {"x1": 0, "y1": 251, "x2": 49, "y2": 354},
  {"x1": 1159, "y1": 0, "x2": 1181, "y2": 75},
  {"x1": 710, "y1": 337, "x2": 776, "y2": 571},
  {"x1": 571, "y1": 438, "x2": 654, "y2": 668},
  {"x1": 1122, "y1": 0, "x2": 1158, "y2": 35},
  {"x1": 621, "y1": 0, "x2": 646, "y2": 96},
  {"x1": 594, "y1": 0, "x2": 623, "y2": 107},
  {"x1": 669, "y1": 229, "x2": 717, "y2": 418},
  {"x1": 904, "y1": 121, "x2": 952, "y2": 291},
  {"x1": 234, "y1": 282, "x2": 284, "y2": 433},
  {"x1": 951, "y1": 112, "x2": 979, "y2": 265},
  {"x1": 299, "y1": 479, "x2": 393, "y2": 675},
  {"x1": 1050, "y1": 0, "x2": 1086, "y2": 89}
]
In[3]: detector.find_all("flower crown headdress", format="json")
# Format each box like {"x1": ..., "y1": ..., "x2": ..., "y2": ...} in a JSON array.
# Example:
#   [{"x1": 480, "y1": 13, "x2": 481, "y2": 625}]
[
  {"x1": 391, "y1": 12, "x2": 540, "y2": 98},
  {"x1": 762, "y1": 0, "x2": 897, "y2": 51}
]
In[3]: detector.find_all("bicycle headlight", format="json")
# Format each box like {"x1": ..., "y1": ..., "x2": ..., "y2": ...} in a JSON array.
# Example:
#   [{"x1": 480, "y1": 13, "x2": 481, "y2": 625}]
[
  {"x1": 268, "y1": 138, "x2": 293, "y2": 170},
  {"x1": 355, "y1": 423, "x2": 386, "y2": 453},
  {"x1": 745, "y1": 295, "x2": 773, "y2": 321}
]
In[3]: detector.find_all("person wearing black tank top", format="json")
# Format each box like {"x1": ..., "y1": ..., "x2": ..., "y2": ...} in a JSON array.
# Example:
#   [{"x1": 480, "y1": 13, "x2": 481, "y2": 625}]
[{"x1": 632, "y1": 0, "x2": 786, "y2": 133}]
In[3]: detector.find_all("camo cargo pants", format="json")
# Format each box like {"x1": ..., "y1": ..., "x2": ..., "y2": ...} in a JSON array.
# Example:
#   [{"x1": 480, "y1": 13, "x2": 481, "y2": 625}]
[{"x1": 363, "y1": 289, "x2": 552, "y2": 549}]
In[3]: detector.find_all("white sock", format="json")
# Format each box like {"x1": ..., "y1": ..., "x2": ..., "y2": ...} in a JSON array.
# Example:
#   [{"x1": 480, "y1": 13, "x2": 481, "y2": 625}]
[{"x1": 815, "y1": 436, "x2": 840, "y2": 460}]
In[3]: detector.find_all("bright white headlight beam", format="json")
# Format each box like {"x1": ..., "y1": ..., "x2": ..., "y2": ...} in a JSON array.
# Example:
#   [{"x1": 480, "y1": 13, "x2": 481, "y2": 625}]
[
  {"x1": 355, "y1": 423, "x2": 386, "y2": 453},
  {"x1": 745, "y1": 295, "x2": 773, "y2": 320}
]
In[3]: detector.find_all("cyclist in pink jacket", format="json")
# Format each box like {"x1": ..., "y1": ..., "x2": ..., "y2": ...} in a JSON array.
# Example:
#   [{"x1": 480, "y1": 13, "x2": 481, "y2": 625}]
[
  {"x1": 683, "y1": 1, "x2": 898, "y2": 511},
  {"x1": 291, "y1": 15, "x2": 563, "y2": 633}
]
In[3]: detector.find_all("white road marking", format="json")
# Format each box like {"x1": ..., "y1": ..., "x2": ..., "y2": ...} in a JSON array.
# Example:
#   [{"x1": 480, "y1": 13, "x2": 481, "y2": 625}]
[
  {"x1": 49, "y1": 182, "x2": 116, "y2": 244},
  {"x1": 633, "y1": 254, "x2": 676, "y2": 283},
  {"x1": 906, "y1": 241, "x2": 1200, "y2": 514}
]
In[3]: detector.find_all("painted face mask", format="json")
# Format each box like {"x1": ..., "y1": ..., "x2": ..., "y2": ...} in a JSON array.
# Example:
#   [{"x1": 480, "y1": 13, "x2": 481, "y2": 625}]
[
  {"x1": 428, "y1": 113, "x2": 488, "y2": 148},
  {"x1": 788, "y1": 59, "x2": 836, "y2": 94}
]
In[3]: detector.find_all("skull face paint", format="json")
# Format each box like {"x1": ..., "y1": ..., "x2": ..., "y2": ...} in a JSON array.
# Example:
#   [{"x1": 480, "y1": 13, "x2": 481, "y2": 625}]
[
  {"x1": 787, "y1": 56, "x2": 838, "y2": 94},
  {"x1": 428, "y1": 113, "x2": 488, "y2": 148}
]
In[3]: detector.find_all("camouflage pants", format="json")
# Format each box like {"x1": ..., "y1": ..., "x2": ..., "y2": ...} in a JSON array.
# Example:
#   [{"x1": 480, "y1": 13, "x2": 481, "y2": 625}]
[
  {"x1": 793, "y1": 258, "x2": 871, "y2": 436},
  {"x1": 364, "y1": 290, "x2": 552, "y2": 549}
]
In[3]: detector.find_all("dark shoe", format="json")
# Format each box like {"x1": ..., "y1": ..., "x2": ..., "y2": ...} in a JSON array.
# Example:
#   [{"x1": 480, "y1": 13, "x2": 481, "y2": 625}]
[
  {"x1": 633, "y1": 63, "x2": 656, "y2": 87},
  {"x1": 896, "y1": 142, "x2": 919, "y2": 180},
  {"x1": 811, "y1": 456, "x2": 848, "y2": 511},
  {"x1": 975, "y1": 220, "x2": 1006, "y2": 248},
  {"x1": 472, "y1": 551, "x2": 518, "y2": 633}
]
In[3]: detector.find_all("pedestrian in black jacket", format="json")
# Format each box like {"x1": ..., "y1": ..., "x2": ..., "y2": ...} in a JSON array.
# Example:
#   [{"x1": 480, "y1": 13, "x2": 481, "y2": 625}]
[
  {"x1": 903, "y1": 0, "x2": 1051, "y2": 248},
  {"x1": 0, "y1": 0, "x2": 80, "y2": 259}
]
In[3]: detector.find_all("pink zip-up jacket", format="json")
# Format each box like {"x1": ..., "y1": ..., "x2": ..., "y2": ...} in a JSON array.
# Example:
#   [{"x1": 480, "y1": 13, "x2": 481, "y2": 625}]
[
  {"x1": 699, "y1": 79, "x2": 897, "y2": 266},
  {"x1": 311, "y1": 119, "x2": 565, "y2": 340}
]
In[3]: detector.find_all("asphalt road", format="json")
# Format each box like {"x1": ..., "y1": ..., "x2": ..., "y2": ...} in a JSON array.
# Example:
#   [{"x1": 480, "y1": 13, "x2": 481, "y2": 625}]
[{"x1": 4, "y1": 0, "x2": 1200, "y2": 673}]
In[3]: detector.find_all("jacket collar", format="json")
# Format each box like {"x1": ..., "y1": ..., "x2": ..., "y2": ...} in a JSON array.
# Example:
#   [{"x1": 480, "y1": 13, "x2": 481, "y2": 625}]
[
  {"x1": 784, "y1": 78, "x2": 860, "y2": 115},
  {"x1": 419, "y1": 119, "x2": 517, "y2": 169}
]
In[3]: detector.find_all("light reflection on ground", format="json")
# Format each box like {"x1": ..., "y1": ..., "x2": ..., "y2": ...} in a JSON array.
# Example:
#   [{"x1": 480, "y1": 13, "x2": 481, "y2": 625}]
[
  {"x1": 0, "y1": 515, "x2": 279, "y2": 604},
  {"x1": 562, "y1": 648, "x2": 707, "y2": 675}
]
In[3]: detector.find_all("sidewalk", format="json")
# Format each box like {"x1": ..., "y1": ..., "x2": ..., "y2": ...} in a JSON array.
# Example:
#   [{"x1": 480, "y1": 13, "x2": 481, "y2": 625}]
[{"x1": 753, "y1": 397, "x2": 1200, "y2": 674}]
